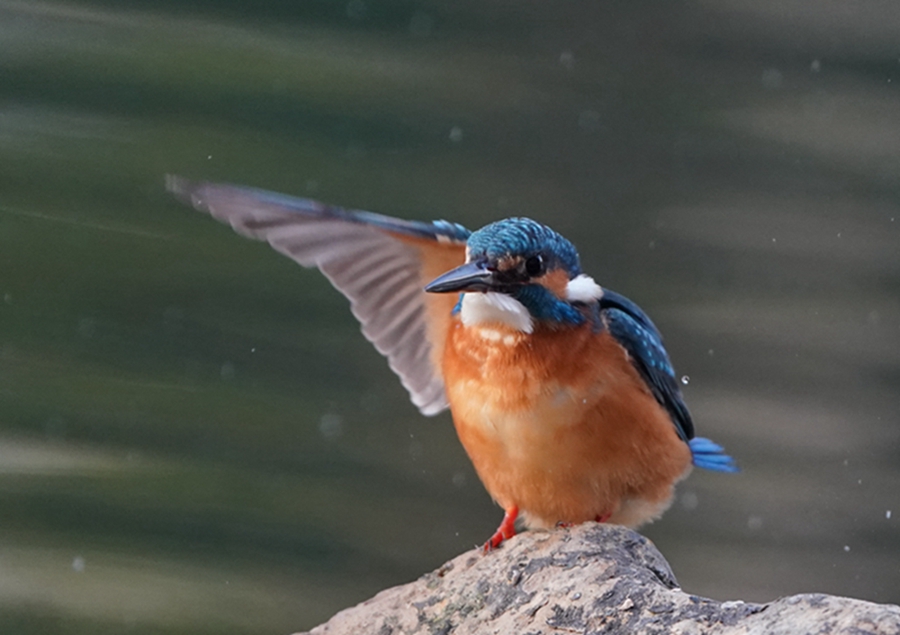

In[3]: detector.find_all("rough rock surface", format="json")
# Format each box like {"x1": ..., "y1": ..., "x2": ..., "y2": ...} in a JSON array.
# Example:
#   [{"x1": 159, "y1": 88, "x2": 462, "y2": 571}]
[{"x1": 297, "y1": 523, "x2": 900, "y2": 635}]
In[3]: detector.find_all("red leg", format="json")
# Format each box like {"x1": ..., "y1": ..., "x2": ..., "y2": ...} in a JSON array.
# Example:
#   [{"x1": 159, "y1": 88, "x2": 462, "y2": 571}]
[
  {"x1": 484, "y1": 506, "x2": 519, "y2": 551},
  {"x1": 595, "y1": 511, "x2": 611, "y2": 523}
]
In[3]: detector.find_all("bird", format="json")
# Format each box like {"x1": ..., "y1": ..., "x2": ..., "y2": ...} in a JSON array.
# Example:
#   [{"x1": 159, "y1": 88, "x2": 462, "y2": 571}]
[{"x1": 166, "y1": 175, "x2": 737, "y2": 550}]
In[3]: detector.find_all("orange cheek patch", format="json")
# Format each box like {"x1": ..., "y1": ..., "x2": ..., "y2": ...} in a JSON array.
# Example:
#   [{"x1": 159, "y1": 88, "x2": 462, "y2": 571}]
[{"x1": 536, "y1": 269, "x2": 570, "y2": 298}]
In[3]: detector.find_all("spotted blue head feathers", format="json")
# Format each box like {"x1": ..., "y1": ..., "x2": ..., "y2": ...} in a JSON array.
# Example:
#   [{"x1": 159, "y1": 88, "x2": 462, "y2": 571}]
[{"x1": 466, "y1": 217, "x2": 582, "y2": 279}]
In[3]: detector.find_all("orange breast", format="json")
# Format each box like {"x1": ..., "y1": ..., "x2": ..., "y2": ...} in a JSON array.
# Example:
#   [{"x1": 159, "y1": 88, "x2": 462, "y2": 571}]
[{"x1": 442, "y1": 318, "x2": 692, "y2": 529}]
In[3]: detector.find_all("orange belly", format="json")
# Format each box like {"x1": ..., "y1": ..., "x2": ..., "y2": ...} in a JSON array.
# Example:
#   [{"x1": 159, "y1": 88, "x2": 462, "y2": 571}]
[{"x1": 442, "y1": 319, "x2": 692, "y2": 529}]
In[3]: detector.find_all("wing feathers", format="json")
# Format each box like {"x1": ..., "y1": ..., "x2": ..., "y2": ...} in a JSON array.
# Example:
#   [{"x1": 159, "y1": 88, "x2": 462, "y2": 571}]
[
  {"x1": 601, "y1": 303, "x2": 695, "y2": 442},
  {"x1": 167, "y1": 176, "x2": 469, "y2": 416},
  {"x1": 358, "y1": 286, "x2": 421, "y2": 344}
]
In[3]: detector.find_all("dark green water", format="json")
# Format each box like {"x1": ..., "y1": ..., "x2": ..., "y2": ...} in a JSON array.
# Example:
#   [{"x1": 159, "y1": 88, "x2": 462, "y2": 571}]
[{"x1": 0, "y1": 1, "x2": 898, "y2": 633}]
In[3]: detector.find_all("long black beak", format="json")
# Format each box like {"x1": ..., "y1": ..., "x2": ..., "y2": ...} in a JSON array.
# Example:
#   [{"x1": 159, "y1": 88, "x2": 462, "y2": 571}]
[{"x1": 425, "y1": 261, "x2": 495, "y2": 293}]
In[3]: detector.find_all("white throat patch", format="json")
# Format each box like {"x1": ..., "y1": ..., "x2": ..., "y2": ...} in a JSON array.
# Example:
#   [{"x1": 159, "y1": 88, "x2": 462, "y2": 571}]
[
  {"x1": 566, "y1": 274, "x2": 603, "y2": 303},
  {"x1": 460, "y1": 292, "x2": 534, "y2": 334}
]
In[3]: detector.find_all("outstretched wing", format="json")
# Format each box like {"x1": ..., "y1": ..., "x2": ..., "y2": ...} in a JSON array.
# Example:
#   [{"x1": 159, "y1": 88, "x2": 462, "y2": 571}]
[
  {"x1": 166, "y1": 176, "x2": 469, "y2": 416},
  {"x1": 599, "y1": 289, "x2": 694, "y2": 442}
]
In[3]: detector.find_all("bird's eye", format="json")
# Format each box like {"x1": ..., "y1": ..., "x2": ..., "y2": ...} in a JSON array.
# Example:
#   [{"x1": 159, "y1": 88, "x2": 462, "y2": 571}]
[{"x1": 524, "y1": 254, "x2": 544, "y2": 277}]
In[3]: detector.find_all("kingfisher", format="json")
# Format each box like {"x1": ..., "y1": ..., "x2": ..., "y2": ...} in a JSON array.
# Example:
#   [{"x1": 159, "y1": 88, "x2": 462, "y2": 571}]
[{"x1": 167, "y1": 176, "x2": 737, "y2": 550}]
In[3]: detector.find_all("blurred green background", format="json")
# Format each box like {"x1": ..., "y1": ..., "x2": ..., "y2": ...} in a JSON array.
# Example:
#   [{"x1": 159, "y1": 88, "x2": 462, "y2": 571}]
[{"x1": 0, "y1": 1, "x2": 898, "y2": 633}]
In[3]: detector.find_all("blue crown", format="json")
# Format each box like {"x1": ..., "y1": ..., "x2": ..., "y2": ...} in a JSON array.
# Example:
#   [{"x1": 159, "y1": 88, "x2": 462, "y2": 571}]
[{"x1": 467, "y1": 218, "x2": 582, "y2": 277}]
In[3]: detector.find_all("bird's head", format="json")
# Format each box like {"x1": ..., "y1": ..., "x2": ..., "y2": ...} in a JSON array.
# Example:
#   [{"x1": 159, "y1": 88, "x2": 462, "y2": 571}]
[{"x1": 425, "y1": 218, "x2": 602, "y2": 330}]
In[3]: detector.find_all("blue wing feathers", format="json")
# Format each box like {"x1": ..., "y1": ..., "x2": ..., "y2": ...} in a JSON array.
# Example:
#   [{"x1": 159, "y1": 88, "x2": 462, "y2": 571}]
[
  {"x1": 689, "y1": 437, "x2": 739, "y2": 473},
  {"x1": 602, "y1": 303, "x2": 694, "y2": 441},
  {"x1": 602, "y1": 295, "x2": 737, "y2": 471},
  {"x1": 167, "y1": 176, "x2": 471, "y2": 245},
  {"x1": 248, "y1": 185, "x2": 471, "y2": 244},
  {"x1": 238, "y1": 184, "x2": 471, "y2": 243},
  {"x1": 599, "y1": 289, "x2": 663, "y2": 338}
]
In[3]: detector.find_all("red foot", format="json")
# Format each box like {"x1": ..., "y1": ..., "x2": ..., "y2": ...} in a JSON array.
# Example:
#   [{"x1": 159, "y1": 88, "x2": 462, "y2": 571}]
[{"x1": 484, "y1": 506, "x2": 519, "y2": 551}]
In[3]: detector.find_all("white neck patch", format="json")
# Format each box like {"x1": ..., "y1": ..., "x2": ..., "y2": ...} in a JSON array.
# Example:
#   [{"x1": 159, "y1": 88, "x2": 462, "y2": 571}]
[
  {"x1": 566, "y1": 274, "x2": 603, "y2": 303},
  {"x1": 460, "y1": 292, "x2": 534, "y2": 334}
]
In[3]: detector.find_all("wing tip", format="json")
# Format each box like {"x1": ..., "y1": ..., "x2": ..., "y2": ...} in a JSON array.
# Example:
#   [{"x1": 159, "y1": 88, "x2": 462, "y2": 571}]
[
  {"x1": 417, "y1": 401, "x2": 448, "y2": 417},
  {"x1": 410, "y1": 377, "x2": 449, "y2": 416},
  {"x1": 166, "y1": 174, "x2": 210, "y2": 213},
  {"x1": 165, "y1": 173, "x2": 190, "y2": 198}
]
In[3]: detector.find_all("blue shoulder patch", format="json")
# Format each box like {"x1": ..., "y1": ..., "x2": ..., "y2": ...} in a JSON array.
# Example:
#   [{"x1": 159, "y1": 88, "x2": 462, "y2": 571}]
[
  {"x1": 601, "y1": 299, "x2": 694, "y2": 442},
  {"x1": 599, "y1": 289, "x2": 662, "y2": 339}
]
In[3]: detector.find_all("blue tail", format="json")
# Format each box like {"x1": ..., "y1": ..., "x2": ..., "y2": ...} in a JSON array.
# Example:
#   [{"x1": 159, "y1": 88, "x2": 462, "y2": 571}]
[{"x1": 689, "y1": 437, "x2": 739, "y2": 473}]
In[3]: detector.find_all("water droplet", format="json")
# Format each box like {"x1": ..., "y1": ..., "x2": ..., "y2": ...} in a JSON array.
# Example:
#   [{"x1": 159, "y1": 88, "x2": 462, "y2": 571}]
[
  {"x1": 318, "y1": 413, "x2": 343, "y2": 440},
  {"x1": 681, "y1": 375, "x2": 690, "y2": 385},
  {"x1": 250, "y1": 347, "x2": 256, "y2": 353},
  {"x1": 707, "y1": 349, "x2": 715, "y2": 356},
  {"x1": 810, "y1": 59, "x2": 821, "y2": 73},
  {"x1": 72, "y1": 556, "x2": 86, "y2": 573},
  {"x1": 843, "y1": 545, "x2": 851, "y2": 552},
  {"x1": 887, "y1": 510, "x2": 892, "y2": 519},
  {"x1": 747, "y1": 516, "x2": 763, "y2": 530},
  {"x1": 681, "y1": 491, "x2": 699, "y2": 511},
  {"x1": 449, "y1": 126, "x2": 463, "y2": 143},
  {"x1": 572, "y1": 592, "x2": 582, "y2": 600},
  {"x1": 451, "y1": 472, "x2": 467, "y2": 488},
  {"x1": 559, "y1": 50, "x2": 575, "y2": 70}
]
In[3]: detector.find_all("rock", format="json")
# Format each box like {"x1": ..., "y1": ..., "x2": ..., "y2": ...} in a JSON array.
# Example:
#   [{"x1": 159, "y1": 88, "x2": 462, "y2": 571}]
[{"x1": 296, "y1": 523, "x2": 900, "y2": 635}]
